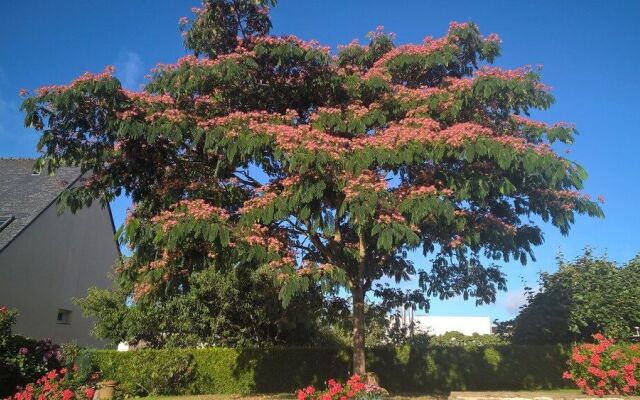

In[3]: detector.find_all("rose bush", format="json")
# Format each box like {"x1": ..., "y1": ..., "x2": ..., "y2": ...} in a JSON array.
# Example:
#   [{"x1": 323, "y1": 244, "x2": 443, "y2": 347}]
[
  {"x1": 3, "y1": 366, "x2": 98, "y2": 400},
  {"x1": 564, "y1": 333, "x2": 640, "y2": 396},
  {"x1": 297, "y1": 375, "x2": 386, "y2": 400}
]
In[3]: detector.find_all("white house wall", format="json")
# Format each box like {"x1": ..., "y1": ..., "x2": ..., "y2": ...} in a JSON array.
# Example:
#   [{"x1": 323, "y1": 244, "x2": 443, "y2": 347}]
[
  {"x1": 412, "y1": 315, "x2": 492, "y2": 336},
  {"x1": 0, "y1": 202, "x2": 118, "y2": 347}
]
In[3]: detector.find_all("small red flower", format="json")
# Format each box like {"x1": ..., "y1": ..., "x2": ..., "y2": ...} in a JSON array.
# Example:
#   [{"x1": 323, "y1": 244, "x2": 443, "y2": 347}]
[
  {"x1": 84, "y1": 388, "x2": 96, "y2": 400},
  {"x1": 572, "y1": 353, "x2": 587, "y2": 364}
]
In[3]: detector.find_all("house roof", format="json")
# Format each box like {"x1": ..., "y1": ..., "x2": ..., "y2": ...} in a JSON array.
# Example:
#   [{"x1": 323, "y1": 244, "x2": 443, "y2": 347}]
[{"x1": 0, "y1": 158, "x2": 83, "y2": 252}]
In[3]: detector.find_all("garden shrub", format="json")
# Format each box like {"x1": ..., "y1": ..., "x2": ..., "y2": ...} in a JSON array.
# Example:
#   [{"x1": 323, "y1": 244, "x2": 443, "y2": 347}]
[
  {"x1": 564, "y1": 333, "x2": 640, "y2": 396},
  {"x1": 0, "y1": 307, "x2": 62, "y2": 397},
  {"x1": 88, "y1": 344, "x2": 570, "y2": 395},
  {"x1": 90, "y1": 349, "x2": 197, "y2": 397}
]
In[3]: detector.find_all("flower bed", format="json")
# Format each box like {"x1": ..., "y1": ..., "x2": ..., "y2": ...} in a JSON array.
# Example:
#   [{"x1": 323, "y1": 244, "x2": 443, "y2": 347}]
[
  {"x1": 3, "y1": 366, "x2": 97, "y2": 400},
  {"x1": 297, "y1": 375, "x2": 386, "y2": 400},
  {"x1": 564, "y1": 333, "x2": 640, "y2": 396}
]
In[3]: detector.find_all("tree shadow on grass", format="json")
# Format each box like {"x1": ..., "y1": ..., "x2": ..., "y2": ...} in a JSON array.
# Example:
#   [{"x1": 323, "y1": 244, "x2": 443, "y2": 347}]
[
  {"x1": 232, "y1": 347, "x2": 350, "y2": 393},
  {"x1": 230, "y1": 345, "x2": 571, "y2": 395}
]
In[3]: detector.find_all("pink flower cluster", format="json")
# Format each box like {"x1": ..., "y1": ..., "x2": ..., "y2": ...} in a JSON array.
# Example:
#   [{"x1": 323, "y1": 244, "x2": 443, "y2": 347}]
[
  {"x1": 366, "y1": 37, "x2": 453, "y2": 80},
  {"x1": 243, "y1": 224, "x2": 287, "y2": 253},
  {"x1": 536, "y1": 189, "x2": 591, "y2": 212},
  {"x1": 133, "y1": 281, "x2": 154, "y2": 301},
  {"x1": 448, "y1": 21, "x2": 470, "y2": 32},
  {"x1": 377, "y1": 212, "x2": 406, "y2": 224},
  {"x1": 449, "y1": 235, "x2": 464, "y2": 248},
  {"x1": 239, "y1": 191, "x2": 278, "y2": 214},
  {"x1": 37, "y1": 66, "x2": 115, "y2": 96},
  {"x1": 196, "y1": 110, "x2": 275, "y2": 130},
  {"x1": 358, "y1": 117, "x2": 441, "y2": 148},
  {"x1": 475, "y1": 65, "x2": 532, "y2": 81},
  {"x1": 395, "y1": 184, "x2": 454, "y2": 201},
  {"x1": 337, "y1": 38, "x2": 365, "y2": 51},
  {"x1": 151, "y1": 199, "x2": 229, "y2": 232},
  {"x1": 256, "y1": 123, "x2": 352, "y2": 159},
  {"x1": 153, "y1": 49, "x2": 254, "y2": 73},
  {"x1": 342, "y1": 171, "x2": 388, "y2": 200},
  {"x1": 512, "y1": 114, "x2": 548, "y2": 130},
  {"x1": 476, "y1": 213, "x2": 517, "y2": 235},
  {"x1": 485, "y1": 33, "x2": 502, "y2": 43},
  {"x1": 249, "y1": 35, "x2": 331, "y2": 54}
]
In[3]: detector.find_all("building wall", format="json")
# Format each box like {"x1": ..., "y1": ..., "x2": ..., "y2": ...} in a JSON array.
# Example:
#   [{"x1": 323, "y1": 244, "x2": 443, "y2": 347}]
[
  {"x1": 0, "y1": 202, "x2": 118, "y2": 347},
  {"x1": 412, "y1": 315, "x2": 492, "y2": 336}
]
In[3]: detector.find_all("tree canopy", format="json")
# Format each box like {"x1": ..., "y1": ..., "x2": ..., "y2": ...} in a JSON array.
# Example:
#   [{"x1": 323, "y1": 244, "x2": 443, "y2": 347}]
[
  {"x1": 77, "y1": 263, "x2": 345, "y2": 348},
  {"x1": 21, "y1": 0, "x2": 602, "y2": 373},
  {"x1": 507, "y1": 251, "x2": 640, "y2": 344}
]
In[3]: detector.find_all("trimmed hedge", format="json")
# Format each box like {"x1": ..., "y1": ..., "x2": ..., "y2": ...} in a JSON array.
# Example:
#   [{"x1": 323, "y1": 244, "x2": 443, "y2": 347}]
[{"x1": 89, "y1": 345, "x2": 571, "y2": 395}]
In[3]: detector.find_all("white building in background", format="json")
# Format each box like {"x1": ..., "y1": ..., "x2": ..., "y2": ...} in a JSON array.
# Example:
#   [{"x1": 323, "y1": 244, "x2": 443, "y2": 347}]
[
  {"x1": 0, "y1": 158, "x2": 119, "y2": 347},
  {"x1": 391, "y1": 308, "x2": 492, "y2": 336},
  {"x1": 412, "y1": 315, "x2": 492, "y2": 336}
]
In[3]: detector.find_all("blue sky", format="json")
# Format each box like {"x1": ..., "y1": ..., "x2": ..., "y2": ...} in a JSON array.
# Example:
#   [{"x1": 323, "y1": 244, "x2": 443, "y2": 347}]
[{"x1": 1, "y1": 1, "x2": 639, "y2": 321}]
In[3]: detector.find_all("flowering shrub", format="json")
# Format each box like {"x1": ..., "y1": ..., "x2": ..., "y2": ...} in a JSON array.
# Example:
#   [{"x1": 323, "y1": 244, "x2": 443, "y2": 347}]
[
  {"x1": 297, "y1": 375, "x2": 386, "y2": 400},
  {"x1": 564, "y1": 333, "x2": 640, "y2": 396},
  {"x1": 4, "y1": 366, "x2": 98, "y2": 400},
  {"x1": 1, "y1": 307, "x2": 62, "y2": 397}
]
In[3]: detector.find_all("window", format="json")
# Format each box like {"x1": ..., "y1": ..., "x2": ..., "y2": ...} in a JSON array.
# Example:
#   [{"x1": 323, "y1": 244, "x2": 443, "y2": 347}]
[
  {"x1": 0, "y1": 216, "x2": 14, "y2": 232},
  {"x1": 56, "y1": 309, "x2": 71, "y2": 324}
]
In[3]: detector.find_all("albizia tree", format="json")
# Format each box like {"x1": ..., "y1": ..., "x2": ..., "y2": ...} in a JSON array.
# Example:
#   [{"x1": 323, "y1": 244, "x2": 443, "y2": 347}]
[{"x1": 22, "y1": 0, "x2": 603, "y2": 374}]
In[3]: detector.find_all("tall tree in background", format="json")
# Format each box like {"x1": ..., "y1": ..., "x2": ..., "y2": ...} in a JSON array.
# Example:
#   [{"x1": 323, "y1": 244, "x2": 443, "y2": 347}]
[
  {"x1": 77, "y1": 263, "x2": 346, "y2": 348},
  {"x1": 508, "y1": 251, "x2": 640, "y2": 344},
  {"x1": 22, "y1": 0, "x2": 603, "y2": 373}
]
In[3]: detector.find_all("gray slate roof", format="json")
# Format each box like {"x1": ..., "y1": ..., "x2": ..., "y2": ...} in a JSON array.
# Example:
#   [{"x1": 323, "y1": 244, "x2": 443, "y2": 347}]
[{"x1": 0, "y1": 158, "x2": 82, "y2": 252}]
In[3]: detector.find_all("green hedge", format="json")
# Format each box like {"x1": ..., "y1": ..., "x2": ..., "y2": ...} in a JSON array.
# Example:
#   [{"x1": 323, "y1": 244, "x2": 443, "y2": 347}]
[{"x1": 89, "y1": 345, "x2": 571, "y2": 395}]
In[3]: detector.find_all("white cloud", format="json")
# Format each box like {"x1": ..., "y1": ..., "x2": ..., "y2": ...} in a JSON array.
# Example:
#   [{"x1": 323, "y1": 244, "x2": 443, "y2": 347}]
[
  {"x1": 502, "y1": 288, "x2": 528, "y2": 315},
  {"x1": 115, "y1": 51, "x2": 143, "y2": 90}
]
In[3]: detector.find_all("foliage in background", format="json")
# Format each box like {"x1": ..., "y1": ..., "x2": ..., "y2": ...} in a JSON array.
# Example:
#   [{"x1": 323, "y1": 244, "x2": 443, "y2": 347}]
[
  {"x1": 564, "y1": 334, "x2": 640, "y2": 396},
  {"x1": 77, "y1": 264, "x2": 348, "y2": 348},
  {"x1": 504, "y1": 251, "x2": 640, "y2": 344},
  {"x1": 0, "y1": 307, "x2": 62, "y2": 398},
  {"x1": 101, "y1": 351, "x2": 197, "y2": 397},
  {"x1": 426, "y1": 331, "x2": 505, "y2": 346},
  {"x1": 22, "y1": 0, "x2": 603, "y2": 373},
  {"x1": 88, "y1": 345, "x2": 572, "y2": 395}
]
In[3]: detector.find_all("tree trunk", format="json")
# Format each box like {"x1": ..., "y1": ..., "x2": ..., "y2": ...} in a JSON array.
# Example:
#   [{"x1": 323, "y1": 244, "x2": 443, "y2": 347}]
[
  {"x1": 352, "y1": 228, "x2": 367, "y2": 375},
  {"x1": 351, "y1": 284, "x2": 366, "y2": 375}
]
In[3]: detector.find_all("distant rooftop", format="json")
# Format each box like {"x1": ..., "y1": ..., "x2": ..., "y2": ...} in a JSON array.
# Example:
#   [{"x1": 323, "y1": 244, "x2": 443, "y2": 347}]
[{"x1": 0, "y1": 158, "x2": 82, "y2": 252}]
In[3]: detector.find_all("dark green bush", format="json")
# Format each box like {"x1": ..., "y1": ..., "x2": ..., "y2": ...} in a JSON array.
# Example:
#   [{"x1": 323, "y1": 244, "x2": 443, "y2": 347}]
[{"x1": 88, "y1": 344, "x2": 571, "y2": 395}]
